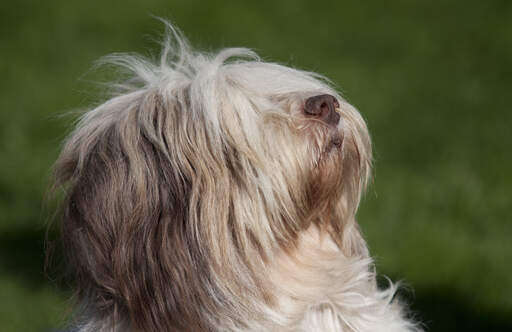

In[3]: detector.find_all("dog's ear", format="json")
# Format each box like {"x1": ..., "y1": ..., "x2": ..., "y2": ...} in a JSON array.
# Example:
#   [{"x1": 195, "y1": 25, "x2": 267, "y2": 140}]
[{"x1": 53, "y1": 90, "x2": 218, "y2": 331}]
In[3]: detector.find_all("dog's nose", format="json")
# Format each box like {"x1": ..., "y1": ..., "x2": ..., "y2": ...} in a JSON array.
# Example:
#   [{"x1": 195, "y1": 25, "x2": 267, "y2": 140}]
[{"x1": 304, "y1": 94, "x2": 340, "y2": 126}]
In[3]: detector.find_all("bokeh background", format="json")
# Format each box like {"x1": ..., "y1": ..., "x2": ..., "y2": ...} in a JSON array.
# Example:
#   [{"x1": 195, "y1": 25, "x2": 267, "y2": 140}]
[{"x1": 1, "y1": 1, "x2": 511, "y2": 331}]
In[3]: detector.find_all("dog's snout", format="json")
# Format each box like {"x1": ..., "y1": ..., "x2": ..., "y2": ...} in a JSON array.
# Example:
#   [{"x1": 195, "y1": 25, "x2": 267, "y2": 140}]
[{"x1": 304, "y1": 94, "x2": 340, "y2": 126}]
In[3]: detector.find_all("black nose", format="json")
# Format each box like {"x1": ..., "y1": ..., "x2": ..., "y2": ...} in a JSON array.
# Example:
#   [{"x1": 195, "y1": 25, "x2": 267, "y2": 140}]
[{"x1": 304, "y1": 94, "x2": 340, "y2": 126}]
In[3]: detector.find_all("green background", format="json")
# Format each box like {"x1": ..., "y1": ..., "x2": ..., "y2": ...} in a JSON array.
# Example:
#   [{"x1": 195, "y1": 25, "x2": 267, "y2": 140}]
[{"x1": 1, "y1": 1, "x2": 511, "y2": 331}]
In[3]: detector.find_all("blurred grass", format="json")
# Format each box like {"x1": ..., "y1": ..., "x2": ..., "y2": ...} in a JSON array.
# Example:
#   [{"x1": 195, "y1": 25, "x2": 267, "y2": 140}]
[{"x1": 0, "y1": 0, "x2": 511, "y2": 331}]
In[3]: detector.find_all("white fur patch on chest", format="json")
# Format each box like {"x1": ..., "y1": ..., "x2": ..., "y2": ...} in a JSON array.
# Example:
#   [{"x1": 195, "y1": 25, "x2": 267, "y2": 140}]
[{"x1": 264, "y1": 227, "x2": 417, "y2": 332}]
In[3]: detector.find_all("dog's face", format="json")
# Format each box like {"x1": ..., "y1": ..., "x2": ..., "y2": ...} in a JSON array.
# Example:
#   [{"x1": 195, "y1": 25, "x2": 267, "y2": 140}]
[{"x1": 54, "y1": 29, "x2": 372, "y2": 331}]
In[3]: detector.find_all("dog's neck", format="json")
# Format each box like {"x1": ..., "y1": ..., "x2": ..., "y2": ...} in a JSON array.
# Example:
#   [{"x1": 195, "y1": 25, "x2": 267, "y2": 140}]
[{"x1": 263, "y1": 226, "x2": 416, "y2": 332}]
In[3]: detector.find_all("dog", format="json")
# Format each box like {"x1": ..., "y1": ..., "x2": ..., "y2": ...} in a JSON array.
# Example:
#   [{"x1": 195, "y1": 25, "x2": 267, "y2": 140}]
[{"x1": 53, "y1": 22, "x2": 421, "y2": 332}]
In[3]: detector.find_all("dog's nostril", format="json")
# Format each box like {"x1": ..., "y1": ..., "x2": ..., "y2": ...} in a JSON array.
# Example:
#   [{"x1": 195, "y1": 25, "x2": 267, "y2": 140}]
[
  {"x1": 320, "y1": 102, "x2": 328, "y2": 113},
  {"x1": 304, "y1": 94, "x2": 340, "y2": 126}
]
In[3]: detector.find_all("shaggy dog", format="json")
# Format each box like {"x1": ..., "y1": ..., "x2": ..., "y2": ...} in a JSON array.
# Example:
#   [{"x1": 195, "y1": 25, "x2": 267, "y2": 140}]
[{"x1": 53, "y1": 23, "x2": 420, "y2": 332}]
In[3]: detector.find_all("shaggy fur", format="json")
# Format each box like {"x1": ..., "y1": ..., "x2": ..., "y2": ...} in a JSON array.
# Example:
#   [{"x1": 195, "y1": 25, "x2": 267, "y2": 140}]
[{"x1": 53, "y1": 22, "x2": 421, "y2": 332}]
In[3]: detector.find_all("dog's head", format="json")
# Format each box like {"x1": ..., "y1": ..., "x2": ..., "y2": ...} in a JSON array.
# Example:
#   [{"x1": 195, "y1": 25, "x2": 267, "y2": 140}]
[{"x1": 54, "y1": 24, "x2": 371, "y2": 331}]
